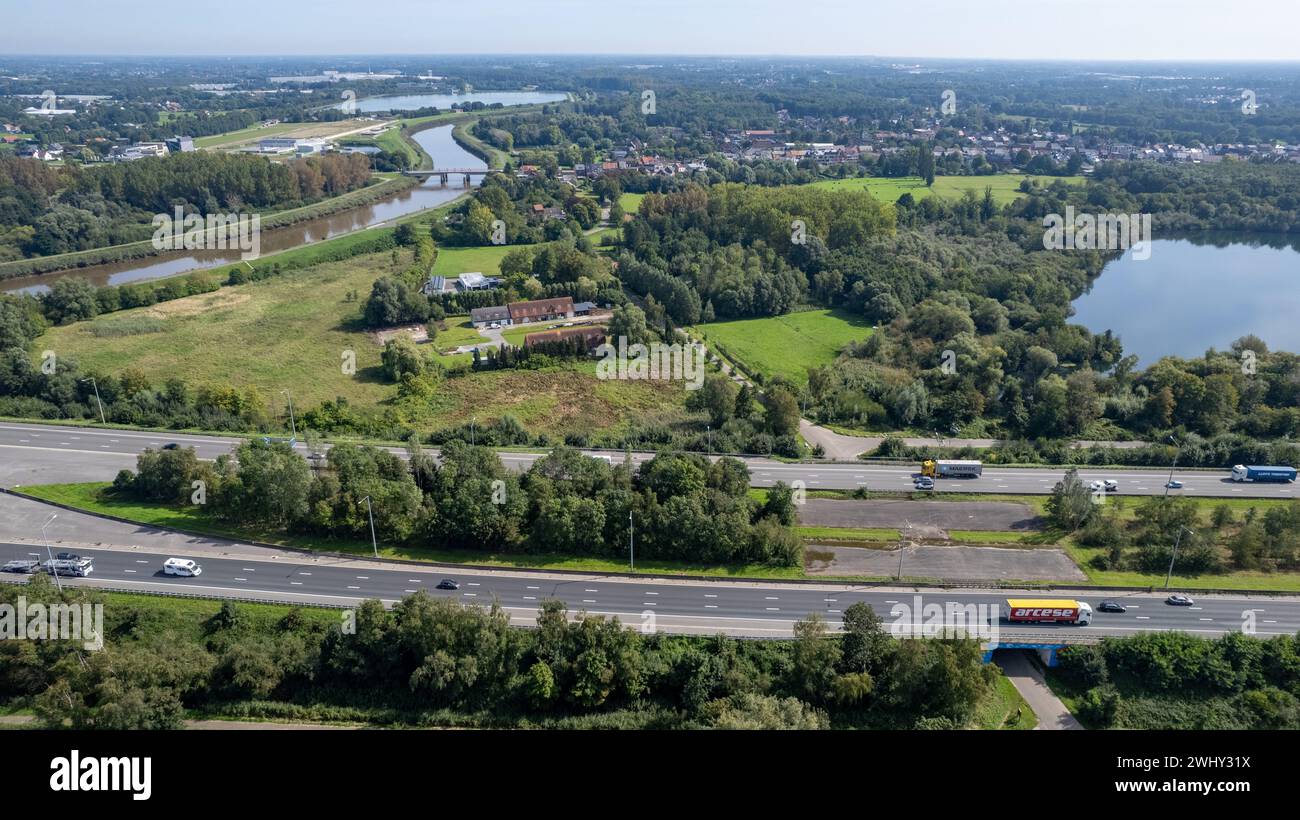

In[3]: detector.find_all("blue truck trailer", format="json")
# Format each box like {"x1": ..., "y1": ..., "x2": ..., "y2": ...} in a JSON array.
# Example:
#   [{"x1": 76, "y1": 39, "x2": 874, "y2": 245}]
[{"x1": 1231, "y1": 464, "x2": 1298, "y2": 483}]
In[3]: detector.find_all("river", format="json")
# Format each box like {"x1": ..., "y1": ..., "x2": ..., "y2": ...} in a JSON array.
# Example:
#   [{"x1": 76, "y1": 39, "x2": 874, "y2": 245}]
[
  {"x1": 1071, "y1": 234, "x2": 1300, "y2": 366},
  {"x1": 2, "y1": 124, "x2": 485, "y2": 295},
  {"x1": 346, "y1": 90, "x2": 567, "y2": 113}
]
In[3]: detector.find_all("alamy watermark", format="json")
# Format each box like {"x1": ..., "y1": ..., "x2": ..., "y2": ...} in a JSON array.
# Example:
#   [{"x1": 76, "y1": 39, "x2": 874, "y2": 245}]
[
  {"x1": 595, "y1": 336, "x2": 706, "y2": 390},
  {"x1": 151, "y1": 206, "x2": 261, "y2": 260},
  {"x1": 1042, "y1": 205, "x2": 1152, "y2": 261},
  {"x1": 0, "y1": 596, "x2": 103, "y2": 651},
  {"x1": 889, "y1": 595, "x2": 1000, "y2": 642}
]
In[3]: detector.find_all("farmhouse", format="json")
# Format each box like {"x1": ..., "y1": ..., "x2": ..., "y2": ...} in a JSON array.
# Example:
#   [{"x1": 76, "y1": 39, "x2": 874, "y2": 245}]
[
  {"x1": 524, "y1": 325, "x2": 607, "y2": 351},
  {"x1": 470, "y1": 306, "x2": 511, "y2": 327},
  {"x1": 508, "y1": 296, "x2": 574, "y2": 325}
]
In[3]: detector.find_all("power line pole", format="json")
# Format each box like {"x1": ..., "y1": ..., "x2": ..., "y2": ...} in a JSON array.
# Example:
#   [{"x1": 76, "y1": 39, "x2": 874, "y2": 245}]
[
  {"x1": 1165, "y1": 526, "x2": 1192, "y2": 590},
  {"x1": 628, "y1": 509, "x2": 634, "y2": 572},
  {"x1": 81, "y1": 377, "x2": 105, "y2": 424},
  {"x1": 280, "y1": 390, "x2": 297, "y2": 441},
  {"x1": 361, "y1": 495, "x2": 378, "y2": 559}
]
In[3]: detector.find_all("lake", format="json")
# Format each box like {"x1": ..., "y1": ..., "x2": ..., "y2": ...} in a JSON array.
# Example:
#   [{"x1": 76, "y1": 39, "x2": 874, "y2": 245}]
[
  {"x1": 347, "y1": 90, "x2": 566, "y2": 112},
  {"x1": 1071, "y1": 235, "x2": 1300, "y2": 366}
]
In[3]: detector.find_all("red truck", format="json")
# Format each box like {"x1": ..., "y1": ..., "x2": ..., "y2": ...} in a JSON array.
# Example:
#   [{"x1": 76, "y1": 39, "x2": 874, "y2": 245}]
[{"x1": 1005, "y1": 598, "x2": 1093, "y2": 625}]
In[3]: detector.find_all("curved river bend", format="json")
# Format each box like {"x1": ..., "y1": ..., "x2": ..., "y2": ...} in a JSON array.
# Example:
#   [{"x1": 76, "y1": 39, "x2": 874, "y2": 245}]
[{"x1": 3, "y1": 125, "x2": 484, "y2": 295}]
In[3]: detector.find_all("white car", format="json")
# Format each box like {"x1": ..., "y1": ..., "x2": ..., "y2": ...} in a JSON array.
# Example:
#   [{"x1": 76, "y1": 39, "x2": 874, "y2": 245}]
[
  {"x1": 163, "y1": 557, "x2": 202, "y2": 577},
  {"x1": 1089, "y1": 480, "x2": 1119, "y2": 492}
]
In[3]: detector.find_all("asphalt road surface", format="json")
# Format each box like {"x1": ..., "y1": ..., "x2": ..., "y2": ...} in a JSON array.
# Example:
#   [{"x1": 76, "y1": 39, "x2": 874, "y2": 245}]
[
  {"x1": 1, "y1": 422, "x2": 1295, "y2": 499},
  {"x1": 3, "y1": 540, "x2": 1296, "y2": 640}
]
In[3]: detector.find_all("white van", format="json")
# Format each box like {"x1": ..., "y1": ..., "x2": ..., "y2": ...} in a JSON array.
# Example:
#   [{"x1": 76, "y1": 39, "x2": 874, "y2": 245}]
[{"x1": 163, "y1": 557, "x2": 202, "y2": 577}]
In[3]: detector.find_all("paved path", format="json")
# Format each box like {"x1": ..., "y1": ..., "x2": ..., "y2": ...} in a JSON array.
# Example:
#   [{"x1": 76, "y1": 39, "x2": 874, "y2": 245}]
[{"x1": 995, "y1": 651, "x2": 1084, "y2": 730}]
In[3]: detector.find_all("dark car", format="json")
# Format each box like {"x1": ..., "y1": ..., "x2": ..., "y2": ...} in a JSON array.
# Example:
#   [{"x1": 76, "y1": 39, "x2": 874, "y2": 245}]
[
  {"x1": 55, "y1": 551, "x2": 81, "y2": 561},
  {"x1": 1166, "y1": 594, "x2": 1195, "y2": 606},
  {"x1": 436, "y1": 579, "x2": 460, "y2": 590},
  {"x1": 1098, "y1": 600, "x2": 1127, "y2": 613},
  {"x1": 161, "y1": 442, "x2": 180, "y2": 450}
]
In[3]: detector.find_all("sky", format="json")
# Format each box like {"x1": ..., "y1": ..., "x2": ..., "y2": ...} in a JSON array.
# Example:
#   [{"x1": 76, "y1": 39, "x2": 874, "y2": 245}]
[{"x1": 2, "y1": 0, "x2": 1299, "y2": 61}]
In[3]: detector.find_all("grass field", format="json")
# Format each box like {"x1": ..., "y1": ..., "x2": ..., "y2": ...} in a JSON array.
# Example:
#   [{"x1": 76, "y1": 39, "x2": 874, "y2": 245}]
[
  {"x1": 195, "y1": 119, "x2": 382, "y2": 150},
  {"x1": 34, "y1": 247, "x2": 685, "y2": 438},
  {"x1": 809, "y1": 174, "x2": 1085, "y2": 206},
  {"x1": 694, "y1": 308, "x2": 874, "y2": 385},
  {"x1": 972, "y1": 674, "x2": 1038, "y2": 730},
  {"x1": 618, "y1": 192, "x2": 645, "y2": 213},
  {"x1": 431, "y1": 244, "x2": 516, "y2": 279}
]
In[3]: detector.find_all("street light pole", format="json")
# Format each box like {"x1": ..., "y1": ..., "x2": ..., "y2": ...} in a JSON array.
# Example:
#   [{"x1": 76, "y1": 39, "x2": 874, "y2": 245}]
[
  {"x1": 628, "y1": 510, "x2": 634, "y2": 572},
  {"x1": 1163, "y1": 435, "x2": 1180, "y2": 498},
  {"x1": 280, "y1": 390, "x2": 297, "y2": 441},
  {"x1": 41, "y1": 513, "x2": 60, "y2": 593},
  {"x1": 1165, "y1": 526, "x2": 1193, "y2": 590},
  {"x1": 361, "y1": 495, "x2": 378, "y2": 559},
  {"x1": 81, "y1": 377, "x2": 105, "y2": 424}
]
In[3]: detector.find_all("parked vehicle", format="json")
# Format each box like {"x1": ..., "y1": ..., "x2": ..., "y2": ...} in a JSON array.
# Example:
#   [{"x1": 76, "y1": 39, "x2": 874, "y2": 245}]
[
  {"x1": 436, "y1": 579, "x2": 459, "y2": 590},
  {"x1": 163, "y1": 557, "x2": 202, "y2": 577},
  {"x1": 1098, "y1": 601, "x2": 1127, "y2": 613},
  {"x1": 2, "y1": 560, "x2": 41, "y2": 573},
  {"x1": 1004, "y1": 598, "x2": 1093, "y2": 625},
  {"x1": 1231, "y1": 464, "x2": 1297, "y2": 483},
  {"x1": 1166, "y1": 594, "x2": 1195, "y2": 606},
  {"x1": 920, "y1": 459, "x2": 983, "y2": 479}
]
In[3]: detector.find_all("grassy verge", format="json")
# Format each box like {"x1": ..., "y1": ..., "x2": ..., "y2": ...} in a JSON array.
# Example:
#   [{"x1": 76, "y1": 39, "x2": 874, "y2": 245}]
[
  {"x1": 807, "y1": 174, "x2": 1086, "y2": 206},
  {"x1": 971, "y1": 673, "x2": 1038, "y2": 730},
  {"x1": 15, "y1": 482, "x2": 805, "y2": 580}
]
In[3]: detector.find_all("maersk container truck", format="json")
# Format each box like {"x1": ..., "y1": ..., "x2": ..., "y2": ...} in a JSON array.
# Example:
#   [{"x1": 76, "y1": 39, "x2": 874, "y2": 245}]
[
  {"x1": 1231, "y1": 464, "x2": 1297, "y2": 483},
  {"x1": 1005, "y1": 598, "x2": 1092, "y2": 625},
  {"x1": 921, "y1": 459, "x2": 983, "y2": 478}
]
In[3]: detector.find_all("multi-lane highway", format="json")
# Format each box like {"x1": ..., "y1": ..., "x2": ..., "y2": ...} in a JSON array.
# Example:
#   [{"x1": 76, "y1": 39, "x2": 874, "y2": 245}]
[
  {"x1": 2, "y1": 540, "x2": 1296, "y2": 640},
  {"x1": 1, "y1": 421, "x2": 1295, "y2": 498}
]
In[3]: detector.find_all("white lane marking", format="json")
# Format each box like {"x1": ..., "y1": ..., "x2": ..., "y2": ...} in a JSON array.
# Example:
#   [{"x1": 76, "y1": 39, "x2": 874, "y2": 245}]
[
  {"x1": 135, "y1": 560, "x2": 149, "y2": 564},
  {"x1": 705, "y1": 605, "x2": 718, "y2": 609},
  {"x1": 463, "y1": 593, "x2": 476, "y2": 597},
  {"x1": 766, "y1": 607, "x2": 780, "y2": 611},
  {"x1": 764, "y1": 596, "x2": 779, "y2": 600},
  {"x1": 583, "y1": 599, "x2": 596, "y2": 604},
  {"x1": 527, "y1": 586, "x2": 539, "y2": 590},
  {"x1": 1136, "y1": 616, "x2": 1150, "y2": 620},
  {"x1": 291, "y1": 581, "x2": 303, "y2": 585},
  {"x1": 704, "y1": 594, "x2": 717, "y2": 598},
  {"x1": 643, "y1": 602, "x2": 657, "y2": 607},
  {"x1": 346, "y1": 585, "x2": 361, "y2": 590},
  {"x1": 124, "y1": 569, "x2": 137, "y2": 574},
  {"x1": 356, "y1": 576, "x2": 369, "y2": 580},
  {"x1": 828, "y1": 609, "x2": 841, "y2": 614},
  {"x1": 645, "y1": 591, "x2": 658, "y2": 595},
  {"x1": 241, "y1": 568, "x2": 256, "y2": 572},
  {"x1": 298, "y1": 572, "x2": 312, "y2": 576},
  {"x1": 585, "y1": 588, "x2": 598, "y2": 593},
  {"x1": 235, "y1": 577, "x2": 247, "y2": 582},
  {"x1": 468, "y1": 582, "x2": 481, "y2": 587},
  {"x1": 523, "y1": 596, "x2": 536, "y2": 600},
  {"x1": 408, "y1": 579, "x2": 422, "y2": 583},
  {"x1": 405, "y1": 589, "x2": 417, "y2": 593}
]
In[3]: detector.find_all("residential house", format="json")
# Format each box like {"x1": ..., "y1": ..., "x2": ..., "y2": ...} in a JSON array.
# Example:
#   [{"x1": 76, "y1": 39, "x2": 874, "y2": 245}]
[
  {"x1": 508, "y1": 296, "x2": 574, "y2": 324},
  {"x1": 469, "y1": 305, "x2": 511, "y2": 328}
]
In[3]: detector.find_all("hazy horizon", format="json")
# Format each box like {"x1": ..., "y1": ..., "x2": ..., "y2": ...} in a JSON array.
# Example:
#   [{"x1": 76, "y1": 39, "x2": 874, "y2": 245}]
[{"x1": 4, "y1": 0, "x2": 1298, "y2": 61}]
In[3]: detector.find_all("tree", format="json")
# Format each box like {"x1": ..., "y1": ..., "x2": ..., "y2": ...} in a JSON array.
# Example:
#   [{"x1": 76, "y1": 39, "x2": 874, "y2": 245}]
[
  {"x1": 788, "y1": 613, "x2": 842, "y2": 703},
  {"x1": 380, "y1": 336, "x2": 424, "y2": 382},
  {"x1": 607, "y1": 303, "x2": 649, "y2": 345},
  {"x1": 688, "y1": 373, "x2": 737, "y2": 426},
  {"x1": 1046, "y1": 467, "x2": 1095, "y2": 531},
  {"x1": 764, "y1": 387, "x2": 801, "y2": 437}
]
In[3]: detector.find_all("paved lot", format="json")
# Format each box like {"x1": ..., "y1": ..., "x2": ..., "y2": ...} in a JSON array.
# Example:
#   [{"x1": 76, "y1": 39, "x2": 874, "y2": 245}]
[
  {"x1": 805, "y1": 543, "x2": 1086, "y2": 582},
  {"x1": 799, "y1": 498, "x2": 1042, "y2": 531}
]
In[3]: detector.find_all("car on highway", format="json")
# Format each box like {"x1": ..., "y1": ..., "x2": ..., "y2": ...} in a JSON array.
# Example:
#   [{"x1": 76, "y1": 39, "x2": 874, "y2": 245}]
[
  {"x1": 914, "y1": 476, "x2": 935, "y2": 490},
  {"x1": 436, "y1": 579, "x2": 460, "y2": 590},
  {"x1": 1097, "y1": 600, "x2": 1127, "y2": 613},
  {"x1": 163, "y1": 557, "x2": 202, "y2": 577},
  {"x1": 1166, "y1": 594, "x2": 1195, "y2": 606},
  {"x1": 161, "y1": 442, "x2": 180, "y2": 450},
  {"x1": 1165, "y1": 480, "x2": 1184, "y2": 489},
  {"x1": 2, "y1": 560, "x2": 41, "y2": 573},
  {"x1": 1088, "y1": 480, "x2": 1119, "y2": 493},
  {"x1": 55, "y1": 551, "x2": 81, "y2": 561}
]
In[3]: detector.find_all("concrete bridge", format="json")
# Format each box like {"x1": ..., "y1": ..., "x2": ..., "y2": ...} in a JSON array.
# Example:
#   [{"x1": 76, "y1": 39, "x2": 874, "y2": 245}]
[{"x1": 402, "y1": 168, "x2": 499, "y2": 185}]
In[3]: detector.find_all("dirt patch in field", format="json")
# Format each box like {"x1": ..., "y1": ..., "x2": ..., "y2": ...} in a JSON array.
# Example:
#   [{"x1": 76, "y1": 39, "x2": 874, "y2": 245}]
[
  {"x1": 143, "y1": 290, "x2": 251, "y2": 319},
  {"x1": 807, "y1": 543, "x2": 1085, "y2": 582}
]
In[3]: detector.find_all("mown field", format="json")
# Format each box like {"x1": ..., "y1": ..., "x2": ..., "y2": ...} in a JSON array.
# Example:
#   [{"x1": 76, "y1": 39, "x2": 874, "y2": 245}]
[
  {"x1": 431, "y1": 244, "x2": 515, "y2": 279},
  {"x1": 809, "y1": 174, "x2": 1085, "y2": 206},
  {"x1": 34, "y1": 247, "x2": 685, "y2": 438},
  {"x1": 694, "y1": 308, "x2": 874, "y2": 385},
  {"x1": 195, "y1": 118, "x2": 380, "y2": 150}
]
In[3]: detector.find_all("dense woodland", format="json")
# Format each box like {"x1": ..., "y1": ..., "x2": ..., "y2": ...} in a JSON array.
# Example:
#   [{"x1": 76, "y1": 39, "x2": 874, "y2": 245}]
[
  {"x1": 0, "y1": 151, "x2": 374, "y2": 260},
  {"x1": 0, "y1": 575, "x2": 1003, "y2": 729}
]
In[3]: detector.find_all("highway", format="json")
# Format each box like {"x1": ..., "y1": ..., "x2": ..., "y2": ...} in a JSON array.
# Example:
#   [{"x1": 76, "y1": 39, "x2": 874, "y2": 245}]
[
  {"x1": 3, "y1": 540, "x2": 1298, "y2": 640},
  {"x1": 1, "y1": 421, "x2": 1296, "y2": 499}
]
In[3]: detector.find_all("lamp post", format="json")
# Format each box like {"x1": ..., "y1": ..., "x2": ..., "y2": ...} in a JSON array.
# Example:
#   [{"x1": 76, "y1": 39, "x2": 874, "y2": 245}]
[
  {"x1": 1165, "y1": 525, "x2": 1194, "y2": 590},
  {"x1": 1163, "y1": 435, "x2": 1181, "y2": 498},
  {"x1": 628, "y1": 509, "x2": 634, "y2": 572},
  {"x1": 470, "y1": 416, "x2": 477, "y2": 446},
  {"x1": 280, "y1": 390, "x2": 297, "y2": 441},
  {"x1": 80, "y1": 377, "x2": 105, "y2": 424},
  {"x1": 361, "y1": 495, "x2": 378, "y2": 559},
  {"x1": 41, "y1": 513, "x2": 60, "y2": 593}
]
